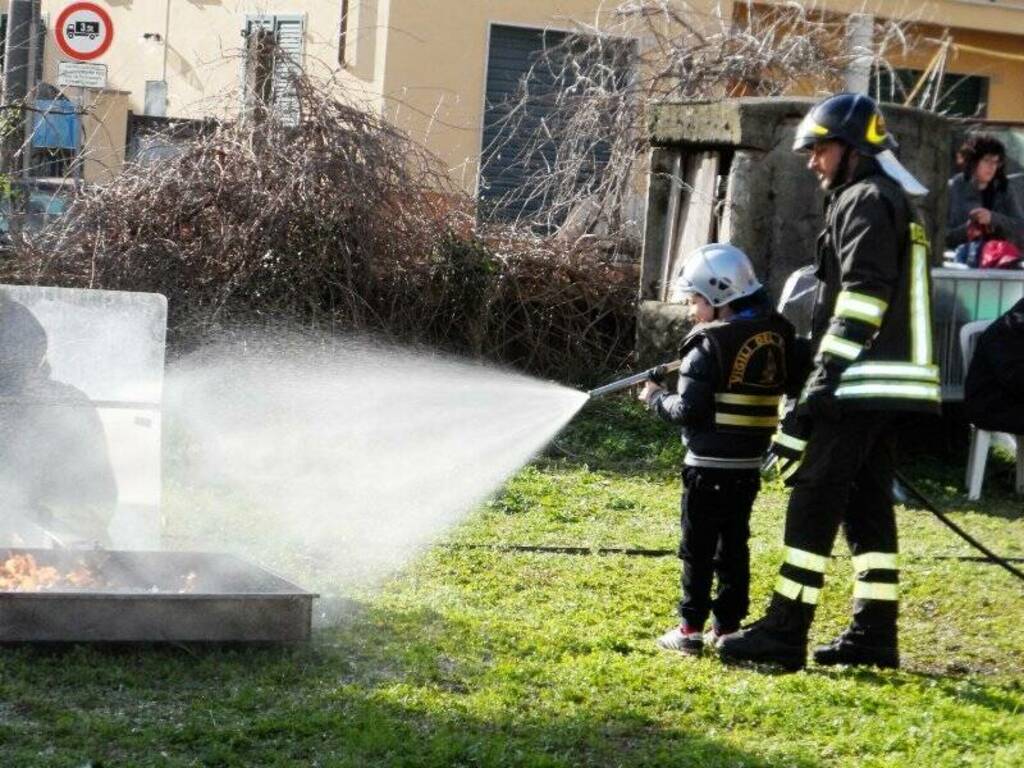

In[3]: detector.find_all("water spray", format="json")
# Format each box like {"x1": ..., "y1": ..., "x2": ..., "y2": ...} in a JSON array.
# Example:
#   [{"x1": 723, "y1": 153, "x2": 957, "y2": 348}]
[{"x1": 587, "y1": 359, "x2": 682, "y2": 399}]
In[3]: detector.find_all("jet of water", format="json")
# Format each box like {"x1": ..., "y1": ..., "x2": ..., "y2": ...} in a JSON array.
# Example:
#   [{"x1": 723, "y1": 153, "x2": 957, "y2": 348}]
[{"x1": 163, "y1": 333, "x2": 588, "y2": 600}]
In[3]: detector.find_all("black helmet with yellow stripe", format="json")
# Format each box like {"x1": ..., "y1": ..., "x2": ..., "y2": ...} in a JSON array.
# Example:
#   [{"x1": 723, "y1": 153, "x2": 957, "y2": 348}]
[{"x1": 793, "y1": 93, "x2": 897, "y2": 155}]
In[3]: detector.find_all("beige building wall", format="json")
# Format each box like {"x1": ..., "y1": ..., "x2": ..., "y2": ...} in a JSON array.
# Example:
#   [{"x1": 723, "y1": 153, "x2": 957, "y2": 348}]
[
  {"x1": 12, "y1": 1, "x2": 1024, "y2": 187},
  {"x1": 37, "y1": 1, "x2": 371, "y2": 118},
  {"x1": 24, "y1": 0, "x2": 735, "y2": 189},
  {"x1": 809, "y1": 0, "x2": 1024, "y2": 35},
  {"x1": 889, "y1": 23, "x2": 1024, "y2": 122},
  {"x1": 376, "y1": 0, "x2": 735, "y2": 192},
  {"x1": 765, "y1": 1, "x2": 1024, "y2": 120},
  {"x1": 80, "y1": 88, "x2": 128, "y2": 184}
]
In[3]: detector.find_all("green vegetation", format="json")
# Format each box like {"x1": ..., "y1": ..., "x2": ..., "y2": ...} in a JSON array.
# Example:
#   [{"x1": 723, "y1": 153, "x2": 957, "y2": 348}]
[{"x1": 1, "y1": 399, "x2": 1022, "y2": 767}]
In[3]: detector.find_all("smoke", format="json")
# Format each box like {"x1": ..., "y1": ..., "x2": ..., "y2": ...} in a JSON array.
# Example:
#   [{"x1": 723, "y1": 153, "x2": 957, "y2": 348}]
[{"x1": 162, "y1": 332, "x2": 588, "y2": 607}]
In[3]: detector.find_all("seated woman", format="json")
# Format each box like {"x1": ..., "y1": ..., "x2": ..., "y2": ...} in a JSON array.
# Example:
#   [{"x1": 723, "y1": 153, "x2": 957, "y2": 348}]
[{"x1": 946, "y1": 134, "x2": 1024, "y2": 264}]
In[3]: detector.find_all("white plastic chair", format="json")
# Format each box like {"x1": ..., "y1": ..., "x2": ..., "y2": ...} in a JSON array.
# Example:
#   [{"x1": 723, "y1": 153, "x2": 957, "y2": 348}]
[{"x1": 961, "y1": 320, "x2": 1024, "y2": 500}]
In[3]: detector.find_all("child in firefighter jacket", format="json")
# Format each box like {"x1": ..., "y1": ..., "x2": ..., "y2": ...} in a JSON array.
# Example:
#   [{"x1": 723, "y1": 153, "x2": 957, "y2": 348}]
[{"x1": 640, "y1": 244, "x2": 800, "y2": 656}]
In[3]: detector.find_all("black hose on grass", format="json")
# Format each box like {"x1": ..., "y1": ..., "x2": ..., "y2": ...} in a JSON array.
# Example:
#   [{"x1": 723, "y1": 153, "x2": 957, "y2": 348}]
[
  {"x1": 442, "y1": 543, "x2": 1024, "y2": 566},
  {"x1": 893, "y1": 469, "x2": 1024, "y2": 585},
  {"x1": 452, "y1": 472, "x2": 1024, "y2": 583}
]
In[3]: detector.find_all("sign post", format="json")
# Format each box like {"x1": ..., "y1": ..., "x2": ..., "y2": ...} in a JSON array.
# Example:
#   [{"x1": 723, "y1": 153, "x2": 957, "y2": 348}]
[
  {"x1": 53, "y1": 2, "x2": 114, "y2": 182},
  {"x1": 58, "y1": 61, "x2": 107, "y2": 89},
  {"x1": 54, "y1": 1, "x2": 114, "y2": 62}
]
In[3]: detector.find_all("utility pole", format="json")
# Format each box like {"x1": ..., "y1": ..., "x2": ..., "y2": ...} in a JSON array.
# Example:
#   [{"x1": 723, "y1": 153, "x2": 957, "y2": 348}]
[
  {"x1": 243, "y1": 25, "x2": 275, "y2": 130},
  {"x1": 21, "y1": 0, "x2": 40, "y2": 176},
  {"x1": 844, "y1": 13, "x2": 874, "y2": 96},
  {"x1": 2, "y1": 0, "x2": 34, "y2": 178}
]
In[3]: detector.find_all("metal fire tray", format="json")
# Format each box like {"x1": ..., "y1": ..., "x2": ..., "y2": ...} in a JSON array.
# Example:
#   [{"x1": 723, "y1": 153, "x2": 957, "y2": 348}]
[{"x1": 0, "y1": 549, "x2": 315, "y2": 643}]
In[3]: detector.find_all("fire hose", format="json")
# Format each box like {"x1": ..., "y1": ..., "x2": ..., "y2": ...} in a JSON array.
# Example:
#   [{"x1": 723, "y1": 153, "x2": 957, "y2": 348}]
[
  {"x1": 587, "y1": 359, "x2": 682, "y2": 399},
  {"x1": 894, "y1": 469, "x2": 1024, "y2": 585}
]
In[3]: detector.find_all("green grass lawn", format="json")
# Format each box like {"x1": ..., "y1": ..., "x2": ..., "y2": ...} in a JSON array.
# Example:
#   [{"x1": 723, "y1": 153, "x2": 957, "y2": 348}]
[{"x1": 2, "y1": 398, "x2": 1022, "y2": 767}]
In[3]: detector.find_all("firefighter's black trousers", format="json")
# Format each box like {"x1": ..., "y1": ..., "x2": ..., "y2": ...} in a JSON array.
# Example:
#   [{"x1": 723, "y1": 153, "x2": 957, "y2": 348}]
[
  {"x1": 774, "y1": 412, "x2": 899, "y2": 640},
  {"x1": 678, "y1": 466, "x2": 760, "y2": 633}
]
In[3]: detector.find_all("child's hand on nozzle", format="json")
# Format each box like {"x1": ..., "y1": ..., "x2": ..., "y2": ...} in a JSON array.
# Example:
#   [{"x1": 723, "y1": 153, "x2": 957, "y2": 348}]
[{"x1": 638, "y1": 381, "x2": 663, "y2": 404}]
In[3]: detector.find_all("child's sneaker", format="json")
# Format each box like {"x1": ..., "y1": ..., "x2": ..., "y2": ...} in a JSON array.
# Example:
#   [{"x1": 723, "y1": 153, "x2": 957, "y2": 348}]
[{"x1": 656, "y1": 624, "x2": 704, "y2": 655}]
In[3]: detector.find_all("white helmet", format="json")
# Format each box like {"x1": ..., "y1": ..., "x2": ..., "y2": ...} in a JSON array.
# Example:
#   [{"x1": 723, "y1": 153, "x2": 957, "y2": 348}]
[{"x1": 670, "y1": 243, "x2": 762, "y2": 307}]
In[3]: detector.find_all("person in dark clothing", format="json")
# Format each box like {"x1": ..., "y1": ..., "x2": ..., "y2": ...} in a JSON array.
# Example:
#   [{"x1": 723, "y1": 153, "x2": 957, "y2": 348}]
[
  {"x1": 964, "y1": 298, "x2": 1024, "y2": 435},
  {"x1": 718, "y1": 93, "x2": 939, "y2": 671},
  {"x1": 639, "y1": 243, "x2": 798, "y2": 656},
  {"x1": 946, "y1": 134, "x2": 1024, "y2": 261},
  {"x1": 0, "y1": 292, "x2": 117, "y2": 546}
]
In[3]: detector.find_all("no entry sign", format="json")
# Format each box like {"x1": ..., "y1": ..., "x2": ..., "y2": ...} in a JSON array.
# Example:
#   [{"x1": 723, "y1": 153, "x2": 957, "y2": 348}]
[{"x1": 55, "y1": 2, "x2": 114, "y2": 62}]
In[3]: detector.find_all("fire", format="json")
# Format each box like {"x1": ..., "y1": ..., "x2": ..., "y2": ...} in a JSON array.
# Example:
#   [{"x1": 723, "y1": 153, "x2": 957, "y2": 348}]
[
  {"x1": 0, "y1": 551, "x2": 201, "y2": 593},
  {"x1": 0, "y1": 553, "x2": 101, "y2": 592}
]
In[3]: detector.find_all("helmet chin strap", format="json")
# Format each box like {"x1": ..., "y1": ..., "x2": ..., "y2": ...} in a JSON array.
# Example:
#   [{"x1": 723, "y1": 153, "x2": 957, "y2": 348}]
[{"x1": 829, "y1": 143, "x2": 855, "y2": 190}]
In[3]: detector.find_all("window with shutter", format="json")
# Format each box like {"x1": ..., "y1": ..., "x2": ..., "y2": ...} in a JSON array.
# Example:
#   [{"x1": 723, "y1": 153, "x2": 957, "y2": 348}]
[
  {"x1": 242, "y1": 14, "x2": 306, "y2": 127},
  {"x1": 871, "y1": 66, "x2": 989, "y2": 118}
]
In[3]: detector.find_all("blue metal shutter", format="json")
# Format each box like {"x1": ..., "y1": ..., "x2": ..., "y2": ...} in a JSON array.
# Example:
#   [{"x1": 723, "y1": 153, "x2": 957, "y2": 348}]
[
  {"x1": 31, "y1": 98, "x2": 79, "y2": 149},
  {"x1": 479, "y1": 25, "x2": 630, "y2": 227},
  {"x1": 479, "y1": 25, "x2": 569, "y2": 223}
]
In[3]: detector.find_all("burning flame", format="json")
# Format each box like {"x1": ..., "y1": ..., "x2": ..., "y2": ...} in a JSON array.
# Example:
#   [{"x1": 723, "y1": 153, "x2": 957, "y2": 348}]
[
  {"x1": 0, "y1": 553, "x2": 94, "y2": 591},
  {"x1": 0, "y1": 552, "x2": 200, "y2": 593}
]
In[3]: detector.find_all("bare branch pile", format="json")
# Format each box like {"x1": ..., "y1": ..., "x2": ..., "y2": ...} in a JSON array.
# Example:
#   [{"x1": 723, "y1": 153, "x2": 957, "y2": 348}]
[{"x1": 2, "y1": 77, "x2": 635, "y2": 383}]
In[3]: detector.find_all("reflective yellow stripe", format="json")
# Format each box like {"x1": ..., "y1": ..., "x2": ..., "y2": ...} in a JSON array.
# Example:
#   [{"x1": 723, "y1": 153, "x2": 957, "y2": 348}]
[
  {"x1": 776, "y1": 575, "x2": 820, "y2": 604},
  {"x1": 785, "y1": 546, "x2": 828, "y2": 573},
  {"x1": 820, "y1": 334, "x2": 863, "y2": 361},
  {"x1": 715, "y1": 393, "x2": 783, "y2": 406},
  {"x1": 852, "y1": 552, "x2": 898, "y2": 572},
  {"x1": 716, "y1": 413, "x2": 779, "y2": 428},
  {"x1": 865, "y1": 114, "x2": 887, "y2": 145},
  {"x1": 798, "y1": 114, "x2": 831, "y2": 137},
  {"x1": 834, "y1": 382, "x2": 941, "y2": 401},
  {"x1": 841, "y1": 362, "x2": 939, "y2": 382},
  {"x1": 780, "y1": 459, "x2": 802, "y2": 481},
  {"x1": 773, "y1": 432, "x2": 807, "y2": 452},
  {"x1": 909, "y1": 223, "x2": 933, "y2": 366},
  {"x1": 853, "y1": 582, "x2": 899, "y2": 601},
  {"x1": 835, "y1": 291, "x2": 887, "y2": 327}
]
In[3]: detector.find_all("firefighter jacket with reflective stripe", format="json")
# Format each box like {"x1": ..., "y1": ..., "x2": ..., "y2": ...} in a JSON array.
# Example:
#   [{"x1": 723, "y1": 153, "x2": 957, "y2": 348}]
[
  {"x1": 803, "y1": 158, "x2": 940, "y2": 414},
  {"x1": 650, "y1": 309, "x2": 798, "y2": 469}
]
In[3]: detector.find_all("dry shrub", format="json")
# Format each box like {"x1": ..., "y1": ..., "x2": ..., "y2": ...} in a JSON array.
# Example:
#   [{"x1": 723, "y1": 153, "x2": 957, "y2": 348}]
[{"x1": 2, "y1": 78, "x2": 635, "y2": 384}]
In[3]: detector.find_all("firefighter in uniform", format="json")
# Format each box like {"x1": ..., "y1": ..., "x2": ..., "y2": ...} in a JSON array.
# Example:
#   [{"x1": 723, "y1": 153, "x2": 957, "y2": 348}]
[
  {"x1": 718, "y1": 93, "x2": 939, "y2": 671},
  {"x1": 641, "y1": 244, "x2": 799, "y2": 655}
]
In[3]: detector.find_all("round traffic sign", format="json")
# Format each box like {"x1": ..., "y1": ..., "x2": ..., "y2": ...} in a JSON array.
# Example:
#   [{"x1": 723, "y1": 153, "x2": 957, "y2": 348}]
[{"x1": 55, "y1": 2, "x2": 114, "y2": 62}]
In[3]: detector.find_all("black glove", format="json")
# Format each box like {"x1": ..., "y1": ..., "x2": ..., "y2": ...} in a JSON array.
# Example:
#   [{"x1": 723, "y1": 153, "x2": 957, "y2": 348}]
[
  {"x1": 762, "y1": 410, "x2": 810, "y2": 483},
  {"x1": 762, "y1": 434, "x2": 806, "y2": 483},
  {"x1": 648, "y1": 363, "x2": 671, "y2": 386}
]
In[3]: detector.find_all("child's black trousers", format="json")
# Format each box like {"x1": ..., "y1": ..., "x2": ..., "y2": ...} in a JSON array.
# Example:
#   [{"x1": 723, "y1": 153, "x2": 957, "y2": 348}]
[{"x1": 678, "y1": 466, "x2": 760, "y2": 632}]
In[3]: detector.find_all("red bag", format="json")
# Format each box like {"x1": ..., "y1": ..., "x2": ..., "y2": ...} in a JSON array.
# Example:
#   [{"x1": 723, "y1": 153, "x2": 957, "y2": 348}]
[{"x1": 980, "y1": 239, "x2": 1023, "y2": 269}]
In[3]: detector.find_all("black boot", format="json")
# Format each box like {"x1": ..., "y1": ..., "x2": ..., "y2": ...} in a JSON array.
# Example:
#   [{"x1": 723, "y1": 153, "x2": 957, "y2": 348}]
[
  {"x1": 718, "y1": 597, "x2": 811, "y2": 672},
  {"x1": 813, "y1": 629, "x2": 899, "y2": 669}
]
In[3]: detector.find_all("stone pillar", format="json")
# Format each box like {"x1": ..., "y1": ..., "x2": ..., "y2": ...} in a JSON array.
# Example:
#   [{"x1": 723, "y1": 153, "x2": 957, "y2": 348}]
[{"x1": 638, "y1": 147, "x2": 681, "y2": 301}]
